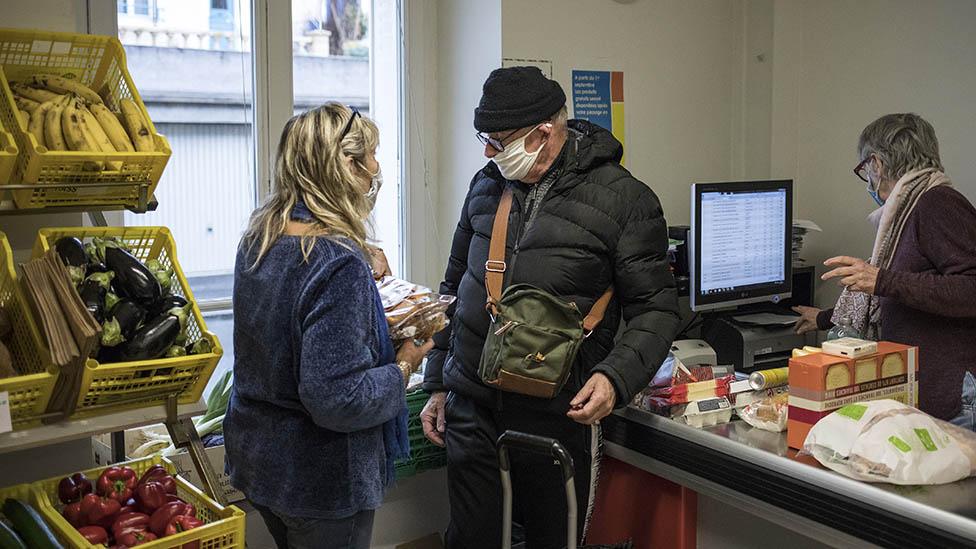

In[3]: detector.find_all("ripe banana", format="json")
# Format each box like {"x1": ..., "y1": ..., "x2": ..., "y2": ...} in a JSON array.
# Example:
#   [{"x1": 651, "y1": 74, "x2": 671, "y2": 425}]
[
  {"x1": 29, "y1": 74, "x2": 103, "y2": 105},
  {"x1": 14, "y1": 95, "x2": 40, "y2": 113},
  {"x1": 16, "y1": 109, "x2": 29, "y2": 130},
  {"x1": 63, "y1": 98, "x2": 103, "y2": 170},
  {"x1": 81, "y1": 104, "x2": 123, "y2": 170},
  {"x1": 43, "y1": 96, "x2": 70, "y2": 151},
  {"x1": 90, "y1": 103, "x2": 134, "y2": 152},
  {"x1": 11, "y1": 83, "x2": 60, "y2": 103},
  {"x1": 119, "y1": 99, "x2": 154, "y2": 152},
  {"x1": 28, "y1": 98, "x2": 57, "y2": 149}
]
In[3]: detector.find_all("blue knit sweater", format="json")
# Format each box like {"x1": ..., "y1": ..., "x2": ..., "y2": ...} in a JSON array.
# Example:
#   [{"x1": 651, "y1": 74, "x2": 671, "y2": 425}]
[{"x1": 224, "y1": 232, "x2": 407, "y2": 519}]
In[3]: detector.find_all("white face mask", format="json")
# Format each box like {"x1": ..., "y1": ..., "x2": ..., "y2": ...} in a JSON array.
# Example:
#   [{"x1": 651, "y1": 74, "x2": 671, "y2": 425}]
[
  {"x1": 491, "y1": 124, "x2": 549, "y2": 181},
  {"x1": 364, "y1": 167, "x2": 383, "y2": 211}
]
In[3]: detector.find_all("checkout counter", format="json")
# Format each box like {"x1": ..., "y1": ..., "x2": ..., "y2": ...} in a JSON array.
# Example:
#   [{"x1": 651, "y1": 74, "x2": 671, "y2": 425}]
[{"x1": 598, "y1": 409, "x2": 976, "y2": 548}]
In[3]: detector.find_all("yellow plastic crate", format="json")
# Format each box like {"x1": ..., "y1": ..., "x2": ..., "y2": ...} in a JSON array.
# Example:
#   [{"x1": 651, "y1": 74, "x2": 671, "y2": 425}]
[
  {"x1": 0, "y1": 231, "x2": 58, "y2": 429},
  {"x1": 33, "y1": 226, "x2": 222, "y2": 418},
  {"x1": 0, "y1": 481, "x2": 75, "y2": 547},
  {"x1": 0, "y1": 73, "x2": 16, "y2": 184},
  {"x1": 31, "y1": 456, "x2": 245, "y2": 549},
  {"x1": 0, "y1": 28, "x2": 171, "y2": 209}
]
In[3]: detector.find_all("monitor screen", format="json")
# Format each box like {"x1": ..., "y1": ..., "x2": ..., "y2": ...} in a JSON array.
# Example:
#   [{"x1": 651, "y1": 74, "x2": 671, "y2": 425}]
[{"x1": 690, "y1": 180, "x2": 793, "y2": 312}]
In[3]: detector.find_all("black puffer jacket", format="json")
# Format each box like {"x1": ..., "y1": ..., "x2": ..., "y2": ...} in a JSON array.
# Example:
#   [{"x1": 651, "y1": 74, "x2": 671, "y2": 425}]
[{"x1": 424, "y1": 120, "x2": 679, "y2": 407}]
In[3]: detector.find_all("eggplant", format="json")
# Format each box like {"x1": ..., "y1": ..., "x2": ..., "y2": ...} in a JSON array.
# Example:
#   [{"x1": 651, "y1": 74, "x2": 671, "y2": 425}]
[
  {"x1": 86, "y1": 262, "x2": 109, "y2": 275},
  {"x1": 119, "y1": 314, "x2": 181, "y2": 361},
  {"x1": 110, "y1": 299, "x2": 147, "y2": 340},
  {"x1": 147, "y1": 295, "x2": 189, "y2": 320},
  {"x1": 78, "y1": 279, "x2": 106, "y2": 323},
  {"x1": 105, "y1": 292, "x2": 121, "y2": 313},
  {"x1": 55, "y1": 237, "x2": 87, "y2": 267},
  {"x1": 165, "y1": 345, "x2": 187, "y2": 358},
  {"x1": 86, "y1": 271, "x2": 114, "y2": 290},
  {"x1": 104, "y1": 245, "x2": 161, "y2": 304},
  {"x1": 96, "y1": 344, "x2": 123, "y2": 363}
]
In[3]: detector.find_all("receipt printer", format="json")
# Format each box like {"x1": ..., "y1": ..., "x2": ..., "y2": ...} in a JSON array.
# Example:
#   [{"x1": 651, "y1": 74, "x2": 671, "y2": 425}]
[
  {"x1": 670, "y1": 339, "x2": 717, "y2": 367},
  {"x1": 702, "y1": 317, "x2": 815, "y2": 372}
]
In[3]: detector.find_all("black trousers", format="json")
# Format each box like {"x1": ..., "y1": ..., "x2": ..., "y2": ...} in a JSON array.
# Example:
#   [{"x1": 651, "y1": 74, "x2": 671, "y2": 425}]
[{"x1": 444, "y1": 391, "x2": 600, "y2": 549}]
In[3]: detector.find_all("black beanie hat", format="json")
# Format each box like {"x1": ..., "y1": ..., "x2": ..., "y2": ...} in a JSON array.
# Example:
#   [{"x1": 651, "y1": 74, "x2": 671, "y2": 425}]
[{"x1": 474, "y1": 66, "x2": 566, "y2": 133}]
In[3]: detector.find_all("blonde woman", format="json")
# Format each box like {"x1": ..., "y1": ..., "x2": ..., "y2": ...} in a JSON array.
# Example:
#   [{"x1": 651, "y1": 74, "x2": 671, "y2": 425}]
[{"x1": 224, "y1": 103, "x2": 433, "y2": 549}]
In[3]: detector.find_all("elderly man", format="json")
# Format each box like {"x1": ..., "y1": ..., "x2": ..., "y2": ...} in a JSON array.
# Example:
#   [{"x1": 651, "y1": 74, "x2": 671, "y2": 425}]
[
  {"x1": 421, "y1": 66, "x2": 679, "y2": 548},
  {"x1": 794, "y1": 113, "x2": 976, "y2": 430}
]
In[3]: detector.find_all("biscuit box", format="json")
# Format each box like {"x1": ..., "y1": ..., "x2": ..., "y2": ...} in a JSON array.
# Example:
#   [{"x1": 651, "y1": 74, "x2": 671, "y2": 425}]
[{"x1": 787, "y1": 342, "x2": 918, "y2": 449}]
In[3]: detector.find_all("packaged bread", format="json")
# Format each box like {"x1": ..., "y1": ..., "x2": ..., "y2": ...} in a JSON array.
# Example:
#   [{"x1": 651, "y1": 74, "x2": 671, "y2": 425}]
[{"x1": 376, "y1": 276, "x2": 455, "y2": 343}]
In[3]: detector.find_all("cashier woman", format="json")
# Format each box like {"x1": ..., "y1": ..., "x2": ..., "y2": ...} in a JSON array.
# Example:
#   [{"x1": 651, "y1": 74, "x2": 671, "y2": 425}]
[{"x1": 793, "y1": 113, "x2": 976, "y2": 431}]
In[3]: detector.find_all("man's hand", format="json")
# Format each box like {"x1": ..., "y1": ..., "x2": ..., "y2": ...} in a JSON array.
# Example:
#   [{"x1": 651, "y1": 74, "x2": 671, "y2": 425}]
[
  {"x1": 792, "y1": 305, "x2": 823, "y2": 334},
  {"x1": 822, "y1": 256, "x2": 879, "y2": 295},
  {"x1": 567, "y1": 373, "x2": 617, "y2": 425},
  {"x1": 367, "y1": 245, "x2": 392, "y2": 280},
  {"x1": 421, "y1": 391, "x2": 448, "y2": 447}
]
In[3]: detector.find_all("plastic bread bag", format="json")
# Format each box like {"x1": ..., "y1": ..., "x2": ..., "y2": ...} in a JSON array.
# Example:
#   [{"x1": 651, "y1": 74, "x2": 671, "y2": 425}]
[
  {"x1": 738, "y1": 389, "x2": 789, "y2": 432},
  {"x1": 802, "y1": 399, "x2": 974, "y2": 485},
  {"x1": 388, "y1": 294, "x2": 455, "y2": 342},
  {"x1": 649, "y1": 354, "x2": 716, "y2": 388}
]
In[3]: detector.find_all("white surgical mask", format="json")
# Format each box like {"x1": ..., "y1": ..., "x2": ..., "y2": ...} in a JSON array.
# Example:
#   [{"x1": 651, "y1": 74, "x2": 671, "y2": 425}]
[
  {"x1": 491, "y1": 124, "x2": 549, "y2": 181},
  {"x1": 365, "y1": 167, "x2": 383, "y2": 211}
]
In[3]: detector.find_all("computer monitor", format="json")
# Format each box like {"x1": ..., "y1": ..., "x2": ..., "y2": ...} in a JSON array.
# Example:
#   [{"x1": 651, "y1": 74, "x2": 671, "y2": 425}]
[{"x1": 690, "y1": 180, "x2": 793, "y2": 312}]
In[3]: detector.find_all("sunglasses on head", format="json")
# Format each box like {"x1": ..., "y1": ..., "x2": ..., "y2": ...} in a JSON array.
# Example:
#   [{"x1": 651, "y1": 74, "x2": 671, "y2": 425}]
[{"x1": 339, "y1": 108, "x2": 361, "y2": 141}]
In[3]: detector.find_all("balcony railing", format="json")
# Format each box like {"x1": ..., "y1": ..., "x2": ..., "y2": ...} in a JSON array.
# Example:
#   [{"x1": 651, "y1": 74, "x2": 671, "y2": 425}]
[{"x1": 118, "y1": 26, "x2": 334, "y2": 56}]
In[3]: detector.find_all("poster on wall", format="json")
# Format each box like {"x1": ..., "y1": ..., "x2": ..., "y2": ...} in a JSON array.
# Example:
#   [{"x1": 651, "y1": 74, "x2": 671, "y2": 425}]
[{"x1": 571, "y1": 70, "x2": 626, "y2": 164}]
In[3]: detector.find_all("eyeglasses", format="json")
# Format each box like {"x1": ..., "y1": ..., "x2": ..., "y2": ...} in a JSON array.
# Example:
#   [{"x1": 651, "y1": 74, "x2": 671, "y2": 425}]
[
  {"x1": 476, "y1": 127, "x2": 523, "y2": 153},
  {"x1": 339, "y1": 108, "x2": 361, "y2": 141},
  {"x1": 853, "y1": 156, "x2": 872, "y2": 183}
]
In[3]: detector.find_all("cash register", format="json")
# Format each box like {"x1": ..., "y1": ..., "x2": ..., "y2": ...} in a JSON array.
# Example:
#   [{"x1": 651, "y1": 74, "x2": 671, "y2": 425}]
[{"x1": 688, "y1": 179, "x2": 816, "y2": 372}]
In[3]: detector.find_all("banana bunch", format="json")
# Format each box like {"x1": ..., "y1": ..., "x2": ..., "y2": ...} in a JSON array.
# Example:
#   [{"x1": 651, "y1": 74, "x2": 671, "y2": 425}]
[{"x1": 9, "y1": 74, "x2": 156, "y2": 171}]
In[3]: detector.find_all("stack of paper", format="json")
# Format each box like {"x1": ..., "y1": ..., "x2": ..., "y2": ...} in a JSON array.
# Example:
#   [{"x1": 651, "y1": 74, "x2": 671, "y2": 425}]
[{"x1": 20, "y1": 250, "x2": 101, "y2": 419}]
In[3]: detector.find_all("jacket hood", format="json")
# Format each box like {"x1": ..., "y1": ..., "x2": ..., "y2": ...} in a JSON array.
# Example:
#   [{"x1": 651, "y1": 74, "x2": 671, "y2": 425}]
[{"x1": 480, "y1": 119, "x2": 623, "y2": 181}]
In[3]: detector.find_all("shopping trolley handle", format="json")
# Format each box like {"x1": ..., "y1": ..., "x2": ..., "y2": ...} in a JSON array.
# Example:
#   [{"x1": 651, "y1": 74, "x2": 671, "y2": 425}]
[{"x1": 496, "y1": 430, "x2": 575, "y2": 482}]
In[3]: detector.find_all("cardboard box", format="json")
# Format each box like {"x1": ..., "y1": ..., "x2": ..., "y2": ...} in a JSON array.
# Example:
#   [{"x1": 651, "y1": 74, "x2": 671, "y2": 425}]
[{"x1": 787, "y1": 342, "x2": 918, "y2": 449}]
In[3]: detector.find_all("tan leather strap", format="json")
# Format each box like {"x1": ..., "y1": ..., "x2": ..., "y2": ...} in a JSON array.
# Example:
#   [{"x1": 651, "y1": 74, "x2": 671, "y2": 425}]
[
  {"x1": 486, "y1": 186, "x2": 614, "y2": 330},
  {"x1": 486, "y1": 187, "x2": 514, "y2": 311},
  {"x1": 583, "y1": 287, "x2": 615, "y2": 334}
]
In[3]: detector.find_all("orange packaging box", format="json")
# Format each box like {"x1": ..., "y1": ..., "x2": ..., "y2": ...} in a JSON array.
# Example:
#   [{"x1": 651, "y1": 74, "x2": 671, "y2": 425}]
[{"x1": 786, "y1": 342, "x2": 918, "y2": 449}]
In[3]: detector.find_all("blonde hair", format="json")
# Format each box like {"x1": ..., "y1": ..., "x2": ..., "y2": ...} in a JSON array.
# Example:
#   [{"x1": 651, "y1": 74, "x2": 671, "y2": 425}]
[{"x1": 242, "y1": 103, "x2": 379, "y2": 267}]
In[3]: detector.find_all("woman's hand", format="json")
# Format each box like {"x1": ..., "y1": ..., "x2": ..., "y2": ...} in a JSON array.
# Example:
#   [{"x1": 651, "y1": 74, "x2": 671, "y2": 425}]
[
  {"x1": 792, "y1": 305, "x2": 822, "y2": 334},
  {"x1": 822, "y1": 256, "x2": 880, "y2": 295},
  {"x1": 395, "y1": 338, "x2": 434, "y2": 372}
]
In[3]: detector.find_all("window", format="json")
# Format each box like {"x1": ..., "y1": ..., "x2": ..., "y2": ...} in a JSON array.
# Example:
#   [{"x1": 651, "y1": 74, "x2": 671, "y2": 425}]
[
  {"x1": 118, "y1": 0, "x2": 405, "y2": 390},
  {"x1": 134, "y1": 0, "x2": 149, "y2": 16}
]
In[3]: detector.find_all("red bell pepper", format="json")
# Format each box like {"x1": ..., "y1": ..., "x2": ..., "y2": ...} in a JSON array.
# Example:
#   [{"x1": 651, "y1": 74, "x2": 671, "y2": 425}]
[
  {"x1": 116, "y1": 527, "x2": 158, "y2": 546},
  {"x1": 58, "y1": 472, "x2": 93, "y2": 504},
  {"x1": 97, "y1": 466, "x2": 138, "y2": 503},
  {"x1": 81, "y1": 493, "x2": 122, "y2": 525},
  {"x1": 119, "y1": 498, "x2": 139, "y2": 515},
  {"x1": 112, "y1": 512, "x2": 151, "y2": 539},
  {"x1": 138, "y1": 466, "x2": 177, "y2": 494},
  {"x1": 165, "y1": 514, "x2": 205, "y2": 549},
  {"x1": 78, "y1": 525, "x2": 109, "y2": 545},
  {"x1": 164, "y1": 494, "x2": 186, "y2": 505},
  {"x1": 135, "y1": 481, "x2": 168, "y2": 514},
  {"x1": 149, "y1": 501, "x2": 196, "y2": 537},
  {"x1": 62, "y1": 501, "x2": 87, "y2": 527}
]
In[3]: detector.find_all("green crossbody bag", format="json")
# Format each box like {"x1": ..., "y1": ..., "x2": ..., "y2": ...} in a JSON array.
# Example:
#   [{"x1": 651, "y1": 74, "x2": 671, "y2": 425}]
[{"x1": 478, "y1": 187, "x2": 613, "y2": 399}]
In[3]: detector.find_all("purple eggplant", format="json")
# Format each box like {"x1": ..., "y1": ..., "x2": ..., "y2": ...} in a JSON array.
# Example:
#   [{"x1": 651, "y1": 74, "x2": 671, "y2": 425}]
[
  {"x1": 55, "y1": 237, "x2": 87, "y2": 267},
  {"x1": 118, "y1": 306, "x2": 189, "y2": 361},
  {"x1": 104, "y1": 245, "x2": 161, "y2": 304},
  {"x1": 78, "y1": 279, "x2": 106, "y2": 323},
  {"x1": 110, "y1": 299, "x2": 147, "y2": 340},
  {"x1": 147, "y1": 295, "x2": 189, "y2": 320}
]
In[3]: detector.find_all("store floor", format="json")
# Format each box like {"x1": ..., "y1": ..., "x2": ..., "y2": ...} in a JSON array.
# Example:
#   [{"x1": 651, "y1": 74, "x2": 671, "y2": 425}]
[{"x1": 241, "y1": 468, "x2": 450, "y2": 548}]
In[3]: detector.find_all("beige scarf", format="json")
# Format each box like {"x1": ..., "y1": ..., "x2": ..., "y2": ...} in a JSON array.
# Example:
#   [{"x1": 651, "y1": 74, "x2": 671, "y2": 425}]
[{"x1": 830, "y1": 168, "x2": 952, "y2": 339}]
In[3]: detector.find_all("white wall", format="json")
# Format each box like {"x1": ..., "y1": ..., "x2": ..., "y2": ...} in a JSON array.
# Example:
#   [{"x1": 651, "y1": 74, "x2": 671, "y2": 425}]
[
  {"x1": 431, "y1": 0, "x2": 502, "y2": 282},
  {"x1": 769, "y1": 0, "x2": 976, "y2": 307},
  {"x1": 501, "y1": 0, "x2": 742, "y2": 226}
]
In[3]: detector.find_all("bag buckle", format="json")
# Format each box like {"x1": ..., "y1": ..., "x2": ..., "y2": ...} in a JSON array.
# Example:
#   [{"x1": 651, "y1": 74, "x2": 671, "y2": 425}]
[
  {"x1": 485, "y1": 260, "x2": 507, "y2": 273},
  {"x1": 583, "y1": 329, "x2": 594, "y2": 339}
]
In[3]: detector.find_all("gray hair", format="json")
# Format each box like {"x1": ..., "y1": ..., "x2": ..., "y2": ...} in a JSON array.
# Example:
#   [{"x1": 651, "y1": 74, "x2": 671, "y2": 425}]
[{"x1": 857, "y1": 113, "x2": 943, "y2": 181}]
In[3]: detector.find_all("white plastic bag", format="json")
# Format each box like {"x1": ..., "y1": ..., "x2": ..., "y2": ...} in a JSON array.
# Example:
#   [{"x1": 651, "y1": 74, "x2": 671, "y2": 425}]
[{"x1": 803, "y1": 399, "x2": 974, "y2": 485}]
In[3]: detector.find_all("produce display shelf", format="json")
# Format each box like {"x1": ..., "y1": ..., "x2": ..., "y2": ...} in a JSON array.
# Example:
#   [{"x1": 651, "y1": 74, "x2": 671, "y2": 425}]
[
  {"x1": 0, "y1": 398, "x2": 205, "y2": 455},
  {"x1": 0, "y1": 190, "x2": 158, "y2": 215}
]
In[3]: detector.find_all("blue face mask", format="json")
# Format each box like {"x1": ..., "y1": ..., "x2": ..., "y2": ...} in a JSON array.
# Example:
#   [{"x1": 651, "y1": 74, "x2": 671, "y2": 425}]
[{"x1": 866, "y1": 174, "x2": 885, "y2": 207}]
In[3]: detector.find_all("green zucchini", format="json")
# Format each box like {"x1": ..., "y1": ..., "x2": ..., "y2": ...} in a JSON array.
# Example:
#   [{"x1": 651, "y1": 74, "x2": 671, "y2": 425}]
[
  {"x1": 0, "y1": 520, "x2": 27, "y2": 549},
  {"x1": 1, "y1": 499, "x2": 61, "y2": 549}
]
